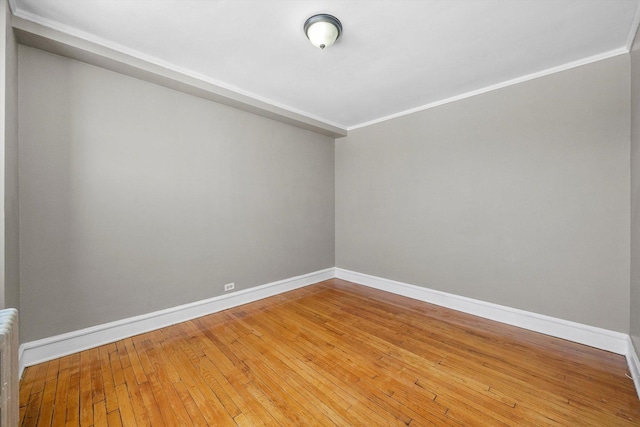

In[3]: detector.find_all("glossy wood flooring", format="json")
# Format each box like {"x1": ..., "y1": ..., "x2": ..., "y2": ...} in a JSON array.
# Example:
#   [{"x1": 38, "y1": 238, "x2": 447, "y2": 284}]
[{"x1": 19, "y1": 279, "x2": 640, "y2": 426}]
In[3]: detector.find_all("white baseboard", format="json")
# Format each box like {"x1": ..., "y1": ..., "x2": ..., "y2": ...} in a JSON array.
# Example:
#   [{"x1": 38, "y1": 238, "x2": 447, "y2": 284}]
[
  {"x1": 19, "y1": 268, "x2": 335, "y2": 377},
  {"x1": 335, "y1": 268, "x2": 629, "y2": 356},
  {"x1": 627, "y1": 337, "x2": 640, "y2": 400},
  {"x1": 20, "y1": 266, "x2": 639, "y2": 401}
]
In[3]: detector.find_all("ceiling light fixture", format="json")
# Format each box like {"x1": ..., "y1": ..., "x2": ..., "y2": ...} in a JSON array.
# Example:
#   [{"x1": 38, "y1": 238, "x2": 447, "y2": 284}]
[{"x1": 304, "y1": 14, "x2": 342, "y2": 50}]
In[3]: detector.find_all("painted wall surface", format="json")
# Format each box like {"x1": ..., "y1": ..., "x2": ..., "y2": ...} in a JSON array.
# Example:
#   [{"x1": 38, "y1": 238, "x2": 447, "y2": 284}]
[
  {"x1": 0, "y1": 0, "x2": 18, "y2": 310},
  {"x1": 4, "y1": 0, "x2": 19, "y2": 310},
  {"x1": 336, "y1": 55, "x2": 630, "y2": 332},
  {"x1": 18, "y1": 46, "x2": 335, "y2": 342},
  {"x1": 631, "y1": 30, "x2": 640, "y2": 351}
]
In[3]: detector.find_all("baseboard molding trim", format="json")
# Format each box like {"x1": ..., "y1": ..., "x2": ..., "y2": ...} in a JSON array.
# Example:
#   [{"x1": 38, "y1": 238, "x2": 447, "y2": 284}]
[
  {"x1": 19, "y1": 266, "x2": 636, "y2": 397},
  {"x1": 19, "y1": 268, "x2": 335, "y2": 377},
  {"x1": 335, "y1": 268, "x2": 629, "y2": 356},
  {"x1": 627, "y1": 337, "x2": 640, "y2": 400}
]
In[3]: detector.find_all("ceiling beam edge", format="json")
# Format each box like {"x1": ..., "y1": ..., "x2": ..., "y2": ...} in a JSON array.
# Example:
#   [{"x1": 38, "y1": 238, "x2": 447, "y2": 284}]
[{"x1": 11, "y1": 16, "x2": 347, "y2": 139}]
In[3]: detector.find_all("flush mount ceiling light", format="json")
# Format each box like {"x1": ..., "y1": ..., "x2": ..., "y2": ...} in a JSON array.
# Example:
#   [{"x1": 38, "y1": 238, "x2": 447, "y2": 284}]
[{"x1": 304, "y1": 14, "x2": 342, "y2": 50}]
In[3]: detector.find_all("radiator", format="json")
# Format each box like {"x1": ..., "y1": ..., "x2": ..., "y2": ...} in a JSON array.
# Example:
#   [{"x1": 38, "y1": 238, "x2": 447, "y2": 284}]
[{"x1": 0, "y1": 309, "x2": 18, "y2": 427}]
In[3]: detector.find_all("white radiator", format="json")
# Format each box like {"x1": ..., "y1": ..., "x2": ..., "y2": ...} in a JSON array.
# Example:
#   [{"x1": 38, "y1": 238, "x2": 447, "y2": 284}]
[{"x1": 0, "y1": 309, "x2": 18, "y2": 427}]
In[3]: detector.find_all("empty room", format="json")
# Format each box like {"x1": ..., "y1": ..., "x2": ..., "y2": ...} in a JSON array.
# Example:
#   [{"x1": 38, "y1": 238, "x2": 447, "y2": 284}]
[{"x1": 3, "y1": 0, "x2": 640, "y2": 425}]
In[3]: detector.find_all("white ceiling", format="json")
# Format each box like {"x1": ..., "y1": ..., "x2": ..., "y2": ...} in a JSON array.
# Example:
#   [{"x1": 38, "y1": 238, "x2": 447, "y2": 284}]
[{"x1": 11, "y1": 0, "x2": 640, "y2": 130}]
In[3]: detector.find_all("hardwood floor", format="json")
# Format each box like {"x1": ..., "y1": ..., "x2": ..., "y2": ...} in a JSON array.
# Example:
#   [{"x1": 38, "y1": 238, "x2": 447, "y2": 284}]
[{"x1": 19, "y1": 279, "x2": 640, "y2": 426}]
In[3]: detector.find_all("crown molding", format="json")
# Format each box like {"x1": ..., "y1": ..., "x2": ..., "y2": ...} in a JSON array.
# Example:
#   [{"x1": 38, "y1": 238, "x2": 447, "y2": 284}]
[{"x1": 348, "y1": 48, "x2": 627, "y2": 132}]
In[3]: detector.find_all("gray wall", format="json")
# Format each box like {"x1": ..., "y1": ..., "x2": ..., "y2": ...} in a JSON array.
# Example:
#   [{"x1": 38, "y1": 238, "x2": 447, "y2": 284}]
[
  {"x1": 4, "y1": 0, "x2": 19, "y2": 311},
  {"x1": 631, "y1": 30, "x2": 640, "y2": 350},
  {"x1": 0, "y1": 0, "x2": 19, "y2": 310},
  {"x1": 336, "y1": 55, "x2": 630, "y2": 332},
  {"x1": 18, "y1": 46, "x2": 335, "y2": 342},
  {"x1": 14, "y1": 37, "x2": 635, "y2": 342}
]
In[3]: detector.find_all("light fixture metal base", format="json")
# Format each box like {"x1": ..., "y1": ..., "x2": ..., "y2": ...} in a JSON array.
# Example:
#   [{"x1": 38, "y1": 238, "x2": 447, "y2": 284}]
[{"x1": 304, "y1": 14, "x2": 342, "y2": 49}]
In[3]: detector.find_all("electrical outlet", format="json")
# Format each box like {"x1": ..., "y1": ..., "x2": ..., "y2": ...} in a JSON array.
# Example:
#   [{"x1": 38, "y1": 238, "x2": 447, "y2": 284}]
[{"x1": 224, "y1": 283, "x2": 235, "y2": 292}]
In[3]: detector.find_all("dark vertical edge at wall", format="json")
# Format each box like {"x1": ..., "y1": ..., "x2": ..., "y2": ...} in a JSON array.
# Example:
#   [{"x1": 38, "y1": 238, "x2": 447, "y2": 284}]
[
  {"x1": 0, "y1": 0, "x2": 18, "y2": 310},
  {"x1": 4, "y1": 1, "x2": 19, "y2": 311},
  {"x1": 630, "y1": 26, "x2": 640, "y2": 352}
]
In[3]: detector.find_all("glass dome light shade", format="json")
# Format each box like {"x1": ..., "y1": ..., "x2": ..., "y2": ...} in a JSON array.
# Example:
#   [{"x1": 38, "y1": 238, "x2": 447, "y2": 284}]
[{"x1": 304, "y1": 14, "x2": 342, "y2": 50}]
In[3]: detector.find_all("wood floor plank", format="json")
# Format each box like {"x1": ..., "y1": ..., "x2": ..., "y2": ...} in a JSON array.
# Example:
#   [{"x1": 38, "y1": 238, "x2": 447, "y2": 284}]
[
  {"x1": 89, "y1": 348, "x2": 105, "y2": 406},
  {"x1": 183, "y1": 378, "x2": 235, "y2": 426},
  {"x1": 227, "y1": 334, "x2": 341, "y2": 426},
  {"x1": 137, "y1": 380, "x2": 166, "y2": 427},
  {"x1": 193, "y1": 355, "x2": 242, "y2": 418},
  {"x1": 19, "y1": 402, "x2": 27, "y2": 426},
  {"x1": 251, "y1": 301, "x2": 451, "y2": 424},
  {"x1": 19, "y1": 279, "x2": 640, "y2": 426},
  {"x1": 35, "y1": 375, "x2": 57, "y2": 427},
  {"x1": 106, "y1": 410, "x2": 123, "y2": 427},
  {"x1": 171, "y1": 381, "x2": 209, "y2": 426},
  {"x1": 79, "y1": 351, "x2": 94, "y2": 426},
  {"x1": 184, "y1": 338, "x2": 279, "y2": 425},
  {"x1": 26, "y1": 362, "x2": 49, "y2": 397},
  {"x1": 291, "y1": 299, "x2": 527, "y2": 425},
  {"x1": 22, "y1": 391, "x2": 43, "y2": 427},
  {"x1": 113, "y1": 384, "x2": 137, "y2": 427},
  {"x1": 154, "y1": 375, "x2": 193, "y2": 425},
  {"x1": 163, "y1": 332, "x2": 237, "y2": 426},
  {"x1": 121, "y1": 370, "x2": 151, "y2": 427},
  {"x1": 64, "y1": 362, "x2": 81, "y2": 427},
  {"x1": 19, "y1": 361, "x2": 40, "y2": 407},
  {"x1": 243, "y1": 305, "x2": 457, "y2": 425},
  {"x1": 146, "y1": 371, "x2": 181, "y2": 426},
  {"x1": 51, "y1": 368, "x2": 70, "y2": 426},
  {"x1": 130, "y1": 335, "x2": 155, "y2": 377},
  {"x1": 108, "y1": 350, "x2": 124, "y2": 387},
  {"x1": 240, "y1": 331, "x2": 358, "y2": 419},
  {"x1": 123, "y1": 338, "x2": 147, "y2": 385},
  {"x1": 45, "y1": 359, "x2": 60, "y2": 383},
  {"x1": 93, "y1": 400, "x2": 108, "y2": 427},
  {"x1": 98, "y1": 346, "x2": 119, "y2": 415},
  {"x1": 144, "y1": 332, "x2": 181, "y2": 384}
]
